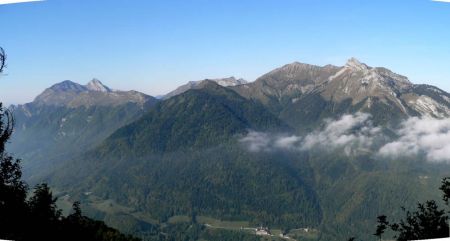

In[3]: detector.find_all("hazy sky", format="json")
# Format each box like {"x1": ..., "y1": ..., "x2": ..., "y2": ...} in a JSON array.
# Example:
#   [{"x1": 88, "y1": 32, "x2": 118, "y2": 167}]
[{"x1": 1, "y1": 0, "x2": 450, "y2": 104}]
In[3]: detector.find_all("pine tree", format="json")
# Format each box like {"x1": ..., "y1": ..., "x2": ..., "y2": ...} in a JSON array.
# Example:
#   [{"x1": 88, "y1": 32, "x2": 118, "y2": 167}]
[{"x1": 374, "y1": 215, "x2": 389, "y2": 241}]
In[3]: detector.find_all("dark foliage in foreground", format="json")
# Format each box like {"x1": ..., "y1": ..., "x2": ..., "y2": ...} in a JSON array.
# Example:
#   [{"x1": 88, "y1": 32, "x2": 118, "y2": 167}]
[{"x1": 365, "y1": 178, "x2": 450, "y2": 241}]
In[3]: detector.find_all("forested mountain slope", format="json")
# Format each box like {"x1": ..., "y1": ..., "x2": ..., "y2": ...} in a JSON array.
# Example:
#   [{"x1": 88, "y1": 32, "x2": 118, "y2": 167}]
[{"x1": 9, "y1": 79, "x2": 158, "y2": 181}]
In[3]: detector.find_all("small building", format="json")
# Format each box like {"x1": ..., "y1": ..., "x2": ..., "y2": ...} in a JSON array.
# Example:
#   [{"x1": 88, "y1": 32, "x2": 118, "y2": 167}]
[{"x1": 256, "y1": 226, "x2": 271, "y2": 236}]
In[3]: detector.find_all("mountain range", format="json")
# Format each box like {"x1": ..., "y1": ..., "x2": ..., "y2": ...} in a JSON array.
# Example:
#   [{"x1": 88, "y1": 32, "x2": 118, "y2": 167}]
[
  {"x1": 9, "y1": 79, "x2": 157, "y2": 181},
  {"x1": 8, "y1": 58, "x2": 450, "y2": 241},
  {"x1": 233, "y1": 58, "x2": 450, "y2": 128},
  {"x1": 33, "y1": 79, "x2": 152, "y2": 107}
]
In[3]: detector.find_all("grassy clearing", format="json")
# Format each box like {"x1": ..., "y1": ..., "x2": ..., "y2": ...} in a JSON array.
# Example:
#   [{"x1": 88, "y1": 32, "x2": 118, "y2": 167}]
[
  {"x1": 167, "y1": 215, "x2": 190, "y2": 224},
  {"x1": 288, "y1": 228, "x2": 319, "y2": 240},
  {"x1": 197, "y1": 216, "x2": 251, "y2": 229}
]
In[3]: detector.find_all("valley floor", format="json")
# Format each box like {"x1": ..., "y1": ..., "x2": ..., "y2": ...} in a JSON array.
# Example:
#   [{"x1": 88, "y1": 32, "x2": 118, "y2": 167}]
[{"x1": 55, "y1": 191, "x2": 319, "y2": 241}]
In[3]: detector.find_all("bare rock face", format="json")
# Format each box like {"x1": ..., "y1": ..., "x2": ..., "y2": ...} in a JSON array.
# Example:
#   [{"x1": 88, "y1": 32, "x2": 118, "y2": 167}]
[
  {"x1": 320, "y1": 58, "x2": 413, "y2": 113},
  {"x1": 232, "y1": 62, "x2": 340, "y2": 106},
  {"x1": 233, "y1": 58, "x2": 450, "y2": 119},
  {"x1": 86, "y1": 78, "x2": 112, "y2": 92}
]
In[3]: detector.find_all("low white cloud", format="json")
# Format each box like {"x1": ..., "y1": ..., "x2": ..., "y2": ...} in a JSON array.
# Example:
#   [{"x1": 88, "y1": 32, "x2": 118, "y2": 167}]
[
  {"x1": 239, "y1": 131, "x2": 271, "y2": 152},
  {"x1": 301, "y1": 113, "x2": 381, "y2": 153},
  {"x1": 240, "y1": 113, "x2": 450, "y2": 163},
  {"x1": 433, "y1": 0, "x2": 450, "y2": 2},
  {"x1": 379, "y1": 117, "x2": 450, "y2": 162},
  {"x1": 240, "y1": 113, "x2": 382, "y2": 155},
  {"x1": 0, "y1": 0, "x2": 44, "y2": 5},
  {"x1": 274, "y1": 135, "x2": 302, "y2": 150}
]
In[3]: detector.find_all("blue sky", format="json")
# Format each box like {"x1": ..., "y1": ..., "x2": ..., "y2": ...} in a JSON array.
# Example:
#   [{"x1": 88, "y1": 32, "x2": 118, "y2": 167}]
[{"x1": 1, "y1": 0, "x2": 450, "y2": 104}]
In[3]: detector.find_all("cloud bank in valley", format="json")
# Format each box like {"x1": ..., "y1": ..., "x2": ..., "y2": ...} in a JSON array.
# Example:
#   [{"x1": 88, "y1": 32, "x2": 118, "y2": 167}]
[
  {"x1": 301, "y1": 113, "x2": 381, "y2": 155},
  {"x1": 379, "y1": 117, "x2": 450, "y2": 162},
  {"x1": 240, "y1": 113, "x2": 450, "y2": 162},
  {"x1": 240, "y1": 113, "x2": 382, "y2": 155}
]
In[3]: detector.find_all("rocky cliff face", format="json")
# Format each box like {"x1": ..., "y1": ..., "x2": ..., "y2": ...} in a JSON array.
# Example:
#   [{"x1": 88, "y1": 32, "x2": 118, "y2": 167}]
[{"x1": 232, "y1": 58, "x2": 450, "y2": 124}]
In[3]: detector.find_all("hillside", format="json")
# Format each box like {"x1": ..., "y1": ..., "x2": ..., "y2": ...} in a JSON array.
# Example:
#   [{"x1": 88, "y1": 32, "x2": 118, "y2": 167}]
[
  {"x1": 162, "y1": 77, "x2": 247, "y2": 99},
  {"x1": 100, "y1": 81, "x2": 288, "y2": 155},
  {"x1": 47, "y1": 83, "x2": 324, "y2": 231},
  {"x1": 9, "y1": 79, "x2": 158, "y2": 181}
]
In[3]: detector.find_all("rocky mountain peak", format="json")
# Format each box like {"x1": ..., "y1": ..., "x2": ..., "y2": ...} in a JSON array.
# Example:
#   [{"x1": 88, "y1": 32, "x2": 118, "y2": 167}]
[
  {"x1": 49, "y1": 80, "x2": 87, "y2": 93},
  {"x1": 32, "y1": 79, "x2": 155, "y2": 108},
  {"x1": 207, "y1": 77, "x2": 248, "y2": 87},
  {"x1": 86, "y1": 78, "x2": 112, "y2": 92},
  {"x1": 345, "y1": 58, "x2": 369, "y2": 71},
  {"x1": 278, "y1": 62, "x2": 320, "y2": 73},
  {"x1": 162, "y1": 77, "x2": 248, "y2": 99},
  {"x1": 321, "y1": 58, "x2": 416, "y2": 111},
  {"x1": 234, "y1": 58, "x2": 450, "y2": 119}
]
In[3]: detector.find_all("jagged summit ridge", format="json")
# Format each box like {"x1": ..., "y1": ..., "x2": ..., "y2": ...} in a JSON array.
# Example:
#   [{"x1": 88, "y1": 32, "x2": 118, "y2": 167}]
[
  {"x1": 32, "y1": 79, "x2": 155, "y2": 108},
  {"x1": 211, "y1": 77, "x2": 247, "y2": 87},
  {"x1": 86, "y1": 78, "x2": 111, "y2": 92},
  {"x1": 345, "y1": 57, "x2": 369, "y2": 71},
  {"x1": 163, "y1": 76, "x2": 247, "y2": 99},
  {"x1": 48, "y1": 79, "x2": 112, "y2": 93},
  {"x1": 49, "y1": 80, "x2": 86, "y2": 92},
  {"x1": 233, "y1": 58, "x2": 450, "y2": 119}
]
